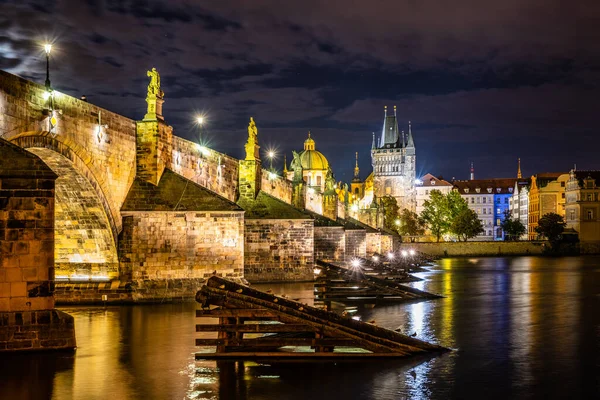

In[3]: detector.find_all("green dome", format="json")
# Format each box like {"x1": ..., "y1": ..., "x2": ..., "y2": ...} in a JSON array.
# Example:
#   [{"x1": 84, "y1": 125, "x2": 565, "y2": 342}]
[{"x1": 299, "y1": 150, "x2": 329, "y2": 170}]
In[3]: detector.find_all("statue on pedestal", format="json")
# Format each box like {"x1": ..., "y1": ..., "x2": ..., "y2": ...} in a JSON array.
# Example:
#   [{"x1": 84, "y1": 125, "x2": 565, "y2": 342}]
[
  {"x1": 291, "y1": 151, "x2": 303, "y2": 183},
  {"x1": 244, "y1": 117, "x2": 260, "y2": 160},
  {"x1": 144, "y1": 67, "x2": 165, "y2": 121}
]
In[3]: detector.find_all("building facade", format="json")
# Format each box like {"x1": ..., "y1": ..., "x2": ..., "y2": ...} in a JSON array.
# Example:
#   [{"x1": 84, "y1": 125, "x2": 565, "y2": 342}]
[
  {"x1": 528, "y1": 173, "x2": 569, "y2": 240},
  {"x1": 415, "y1": 173, "x2": 453, "y2": 215},
  {"x1": 509, "y1": 179, "x2": 531, "y2": 240},
  {"x1": 565, "y1": 170, "x2": 600, "y2": 244},
  {"x1": 453, "y1": 179, "x2": 519, "y2": 241},
  {"x1": 371, "y1": 106, "x2": 416, "y2": 211}
]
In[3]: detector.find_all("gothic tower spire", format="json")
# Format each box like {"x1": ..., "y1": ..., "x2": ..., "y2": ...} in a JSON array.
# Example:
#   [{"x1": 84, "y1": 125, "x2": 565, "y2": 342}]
[
  {"x1": 517, "y1": 158, "x2": 522, "y2": 179},
  {"x1": 407, "y1": 121, "x2": 414, "y2": 147},
  {"x1": 283, "y1": 154, "x2": 288, "y2": 175},
  {"x1": 470, "y1": 161, "x2": 475, "y2": 181},
  {"x1": 354, "y1": 152, "x2": 360, "y2": 180}
]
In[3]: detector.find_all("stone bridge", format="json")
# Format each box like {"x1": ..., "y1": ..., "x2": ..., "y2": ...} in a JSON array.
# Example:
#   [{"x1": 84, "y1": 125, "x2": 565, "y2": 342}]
[{"x1": 0, "y1": 69, "x2": 398, "y2": 301}]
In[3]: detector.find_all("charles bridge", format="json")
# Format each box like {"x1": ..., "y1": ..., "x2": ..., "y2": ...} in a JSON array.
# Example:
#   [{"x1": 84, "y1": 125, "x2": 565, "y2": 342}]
[{"x1": 0, "y1": 68, "x2": 398, "y2": 309}]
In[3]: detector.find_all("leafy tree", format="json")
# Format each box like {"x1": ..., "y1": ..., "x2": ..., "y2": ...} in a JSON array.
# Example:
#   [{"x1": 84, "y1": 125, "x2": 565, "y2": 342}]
[
  {"x1": 380, "y1": 195, "x2": 400, "y2": 234},
  {"x1": 500, "y1": 210, "x2": 526, "y2": 241},
  {"x1": 450, "y1": 208, "x2": 484, "y2": 241},
  {"x1": 535, "y1": 212, "x2": 566, "y2": 248},
  {"x1": 420, "y1": 190, "x2": 450, "y2": 242},
  {"x1": 446, "y1": 190, "x2": 470, "y2": 221},
  {"x1": 398, "y1": 209, "x2": 425, "y2": 241}
]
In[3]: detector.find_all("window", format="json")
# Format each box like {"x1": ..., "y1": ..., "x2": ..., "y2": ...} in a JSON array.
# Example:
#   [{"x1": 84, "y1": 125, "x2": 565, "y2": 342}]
[
  {"x1": 385, "y1": 186, "x2": 391, "y2": 195},
  {"x1": 307, "y1": 176, "x2": 311, "y2": 185},
  {"x1": 354, "y1": 187, "x2": 359, "y2": 195},
  {"x1": 505, "y1": 198, "x2": 508, "y2": 204},
  {"x1": 497, "y1": 208, "x2": 501, "y2": 214},
  {"x1": 588, "y1": 194, "x2": 593, "y2": 201},
  {"x1": 562, "y1": 193, "x2": 565, "y2": 199},
  {"x1": 487, "y1": 188, "x2": 493, "y2": 193},
  {"x1": 496, "y1": 198, "x2": 501, "y2": 204},
  {"x1": 317, "y1": 176, "x2": 322, "y2": 186},
  {"x1": 483, "y1": 208, "x2": 486, "y2": 215},
  {"x1": 561, "y1": 181, "x2": 565, "y2": 187},
  {"x1": 477, "y1": 197, "x2": 481, "y2": 204},
  {"x1": 464, "y1": 188, "x2": 469, "y2": 193},
  {"x1": 587, "y1": 210, "x2": 594, "y2": 220},
  {"x1": 570, "y1": 210, "x2": 575, "y2": 221},
  {"x1": 488, "y1": 230, "x2": 492, "y2": 236},
  {"x1": 471, "y1": 198, "x2": 474, "y2": 204},
  {"x1": 497, "y1": 218, "x2": 501, "y2": 225},
  {"x1": 483, "y1": 197, "x2": 487, "y2": 204},
  {"x1": 509, "y1": 187, "x2": 513, "y2": 193}
]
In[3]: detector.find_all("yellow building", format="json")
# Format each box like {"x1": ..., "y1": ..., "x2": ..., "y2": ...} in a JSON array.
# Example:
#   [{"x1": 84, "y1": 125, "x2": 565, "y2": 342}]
[
  {"x1": 565, "y1": 170, "x2": 600, "y2": 244},
  {"x1": 528, "y1": 173, "x2": 569, "y2": 240}
]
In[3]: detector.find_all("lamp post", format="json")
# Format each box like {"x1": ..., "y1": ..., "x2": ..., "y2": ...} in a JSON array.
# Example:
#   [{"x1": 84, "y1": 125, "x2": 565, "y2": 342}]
[
  {"x1": 44, "y1": 43, "x2": 52, "y2": 91},
  {"x1": 196, "y1": 115, "x2": 206, "y2": 145}
]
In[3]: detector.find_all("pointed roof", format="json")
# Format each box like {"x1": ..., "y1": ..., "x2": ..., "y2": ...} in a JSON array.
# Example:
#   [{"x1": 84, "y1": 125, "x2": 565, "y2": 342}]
[
  {"x1": 407, "y1": 121, "x2": 414, "y2": 147},
  {"x1": 352, "y1": 152, "x2": 361, "y2": 182},
  {"x1": 517, "y1": 158, "x2": 522, "y2": 178},
  {"x1": 380, "y1": 106, "x2": 400, "y2": 147}
]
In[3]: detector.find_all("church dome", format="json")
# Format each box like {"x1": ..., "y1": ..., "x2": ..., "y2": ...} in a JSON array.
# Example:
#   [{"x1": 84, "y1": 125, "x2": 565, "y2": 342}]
[{"x1": 299, "y1": 132, "x2": 329, "y2": 170}]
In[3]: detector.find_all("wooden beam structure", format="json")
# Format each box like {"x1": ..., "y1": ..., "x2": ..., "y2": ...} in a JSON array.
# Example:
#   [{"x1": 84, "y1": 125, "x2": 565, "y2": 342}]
[
  {"x1": 195, "y1": 276, "x2": 449, "y2": 359},
  {"x1": 314, "y1": 260, "x2": 442, "y2": 308}
]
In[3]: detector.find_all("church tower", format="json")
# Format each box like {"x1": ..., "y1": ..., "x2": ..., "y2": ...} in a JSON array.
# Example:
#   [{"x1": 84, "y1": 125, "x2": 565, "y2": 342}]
[
  {"x1": 371, "y1": 106, "x2": 416, "y2": 211},
  {"x1": 350, "y1": 152, "x2": 363, "y2": 201}
]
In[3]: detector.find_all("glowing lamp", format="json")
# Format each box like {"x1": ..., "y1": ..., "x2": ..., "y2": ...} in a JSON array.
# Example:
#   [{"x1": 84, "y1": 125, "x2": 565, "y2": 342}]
[
  {"x1": 372, "y1": 256, "x2": 379, "y2": 262},
  {"x1": 351, "y1": 258, "x2": 361, "y2": 268},
  {"x1": 401, "y1": 250, "x2": 408, "y2": 257},
  {"x1": 44, "y1": 43, "x2": 52, "y2": 55},
  {"x1": 409, "y1": 249, "x2": 415, "y2": 256},
  {"x1": 196, "y1": 116, "x2": 204, "y2": 125},
  {"x1": 387, "y1": 252, "x2": 394, "y2": 260}
]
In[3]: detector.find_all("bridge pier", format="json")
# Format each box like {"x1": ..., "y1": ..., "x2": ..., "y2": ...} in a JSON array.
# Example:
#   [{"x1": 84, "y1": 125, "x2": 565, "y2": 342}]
[{"x1": 0, "y1": 139, "x2": 75, "y2": 352}]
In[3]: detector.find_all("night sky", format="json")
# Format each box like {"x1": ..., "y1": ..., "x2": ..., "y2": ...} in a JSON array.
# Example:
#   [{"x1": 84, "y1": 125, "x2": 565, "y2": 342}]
[{"x1": 2, "y1": 0, "x2": 597, "y2": 182}]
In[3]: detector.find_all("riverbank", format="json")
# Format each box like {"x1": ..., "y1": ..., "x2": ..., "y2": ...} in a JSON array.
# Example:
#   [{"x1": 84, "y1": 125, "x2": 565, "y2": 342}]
[{"x1": 403, "y1": 241, "x2": 548, "y2": 257}]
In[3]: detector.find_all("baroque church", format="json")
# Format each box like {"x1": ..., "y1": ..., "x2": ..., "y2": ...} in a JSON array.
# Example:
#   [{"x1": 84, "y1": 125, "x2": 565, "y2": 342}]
[{"x1": 352, "y1": 106, "x2": 417, "y2": 214}]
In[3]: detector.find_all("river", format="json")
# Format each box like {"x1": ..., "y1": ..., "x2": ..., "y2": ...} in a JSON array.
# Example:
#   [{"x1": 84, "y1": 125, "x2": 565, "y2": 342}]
[{"x1": 2, "y1": 256, "x2": 599, "y2": 400}]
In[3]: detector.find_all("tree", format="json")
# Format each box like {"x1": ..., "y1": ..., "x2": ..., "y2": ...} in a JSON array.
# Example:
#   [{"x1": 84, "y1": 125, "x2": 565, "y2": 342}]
[
  {"x1": 535, "y1": 212, "x2": 566, "y2": 248},
  {"x1": 420, "y1": 190, "x2": 450, "y2": 242},
  {"x1": 500, "y1": 210, "x2": 526, "y2": 241},
  {"x1": 380, "y1": 195, "x2": 400, "y2": 234},
  {"x1": 397, "y1": 209, "x2": 425, "y2": 241},
  {"x1": 446, "y1": 190, "x2": 470, "y2": 221},
  {"x1": 450, "y1": 208, "x2": 484, "y2": 241}
]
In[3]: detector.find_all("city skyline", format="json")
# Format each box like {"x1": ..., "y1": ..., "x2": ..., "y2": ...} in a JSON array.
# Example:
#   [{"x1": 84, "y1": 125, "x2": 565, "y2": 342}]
[{"x1": 1, "y1": 0, "x2": 596, "y2": 181}]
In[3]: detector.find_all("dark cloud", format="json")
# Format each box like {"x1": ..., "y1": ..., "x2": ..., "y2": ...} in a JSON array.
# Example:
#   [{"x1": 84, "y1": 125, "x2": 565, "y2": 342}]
[{"x1": 2, "y1": 0, "x2": 598, "y2": 181}]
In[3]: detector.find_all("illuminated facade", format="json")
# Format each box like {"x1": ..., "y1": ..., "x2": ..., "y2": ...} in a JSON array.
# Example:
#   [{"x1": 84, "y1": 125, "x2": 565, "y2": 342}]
[
  {"x1": 415, "y1": 173, "x2": 453, "y2": 215},
  {"x1": 527, "y1": 173, "x2": 569, "y2": 240},
  {"x1": 371, "y1": 106, "x2": 416, "y2": 211},
  {"x1": 453, "y1": 179, "x2": 520, "y2": 241},
  {"x1": 565, "y1": 170, "x2": 600, "y2": 244}
]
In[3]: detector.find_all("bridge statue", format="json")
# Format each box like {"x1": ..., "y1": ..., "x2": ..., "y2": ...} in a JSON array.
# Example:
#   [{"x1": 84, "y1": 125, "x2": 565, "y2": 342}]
[
  {"x1": 244, "y1": 117, "x2": 260, "y2": 161},
  {"x1": 144, "y1": 67, "x2": 165, "y2": 121},
  {"x1": 291, "y1": 150, "x2": 303, "y2": 183}
]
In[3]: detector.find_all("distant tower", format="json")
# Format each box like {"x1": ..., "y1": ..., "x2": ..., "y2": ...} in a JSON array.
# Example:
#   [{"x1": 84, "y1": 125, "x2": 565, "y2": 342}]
[
  {"x1": 470, "y1": 161, "x2": 475, "y2": 180},
  {"x1": 517, "y1": 158, "x2": 522, "y2": 179},
  {"x1": 371, "y1": 106, "x2": 416, "y2": 211},
  {"x1": 350, "y1": 151, "x2": 363, "y2": 200}
]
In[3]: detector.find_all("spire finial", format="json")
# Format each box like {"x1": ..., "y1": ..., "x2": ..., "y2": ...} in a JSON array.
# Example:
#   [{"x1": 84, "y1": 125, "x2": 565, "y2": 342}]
[
  {"x1": 355, "y1": 152, "x2": 359, "y2": 168},
  {"x1": 283, "y1": 154, "x2": 288, "y2": 174},
  {"x1": 308, "y1": 131, "x2": 311, "y2": 138},
  {"x1": 384, "y1": 105, "x2": 387, "y2": 116},
  {"x1": 354, "y1": 151, "x2": 360, "y2": 179},
  {"x1": 517, "y1": 158, "x2": 522, "y2": 179},
  {"x1": 394, "y1": 105, "x2": 397, "y2": 116}
]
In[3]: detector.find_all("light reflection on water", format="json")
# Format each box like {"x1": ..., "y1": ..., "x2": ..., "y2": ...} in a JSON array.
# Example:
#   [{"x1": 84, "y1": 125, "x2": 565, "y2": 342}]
[{"x1": 1, "y1": 256, "x2": 599, "y2": 400}]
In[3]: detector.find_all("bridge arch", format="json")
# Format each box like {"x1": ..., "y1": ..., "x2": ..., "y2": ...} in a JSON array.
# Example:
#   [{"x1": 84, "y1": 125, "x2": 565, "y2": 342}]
[{"x1": 10, "y1": 132, "x2": 120, "y2": 280}]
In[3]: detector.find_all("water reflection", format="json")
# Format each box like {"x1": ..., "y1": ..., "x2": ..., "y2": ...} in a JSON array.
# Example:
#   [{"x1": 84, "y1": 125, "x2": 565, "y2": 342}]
[{"x1": 1, "y1": 257, "x2": 599, "y2": 400}]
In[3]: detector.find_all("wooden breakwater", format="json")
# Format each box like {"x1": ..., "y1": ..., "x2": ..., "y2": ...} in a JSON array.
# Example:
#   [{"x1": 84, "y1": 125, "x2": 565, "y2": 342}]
[{"x1": 195, "y1": 276, "x2": 449, "y2": 359}]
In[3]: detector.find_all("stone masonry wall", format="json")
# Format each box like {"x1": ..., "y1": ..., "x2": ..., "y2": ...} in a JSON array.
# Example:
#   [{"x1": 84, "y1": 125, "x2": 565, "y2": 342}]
[
  {"x1": 261, "y1": 171, "x2": 293, "y2": 204},
  {"x1": 366, "y1": 232, "x2": 381, "y2": 255},
  {"x1": 0, "y1": 309, "x2": 75, "y2": 351},
  {"x1": 244, "y1": 219, "x2": 314, "y2": 282},
  {"x1": 118, "y1": 211, "x2": 244, "y2": 281},
  {"x1": 345, "y1": 230, "x2": 367, "y2": 260},
  {"x1": 406, "y1": 241, "x2": 547, "y2": 257},
  {"x1": 171, "y1": 136, "x2": 240, "y2": 202},
  {"x1": 0, "y1": 150, "x2": 55, "y2": 312},
  {"x1": 1, "y1": 70, "x2": 137, "y2": 236},
  {"x1": 314, "y1": 226, "x2": 345, "y2": 261},
  {"x1": 27, "y1": 148, "x2": 119, "y2": 280}
]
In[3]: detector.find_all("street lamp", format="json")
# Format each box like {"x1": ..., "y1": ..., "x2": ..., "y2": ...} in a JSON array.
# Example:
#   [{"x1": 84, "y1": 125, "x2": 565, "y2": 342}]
[
  {"x1": 266, "y1": 150, "x2": 275, "y2": 170},
  {"x1": 196, "y1": 116, "x2": 204, "y2": 125},
  {"x1": 44, "y1": 43, "x2": 52, "y2": 90}
]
